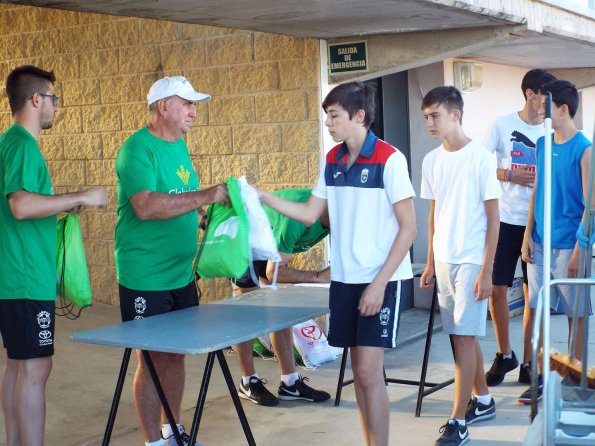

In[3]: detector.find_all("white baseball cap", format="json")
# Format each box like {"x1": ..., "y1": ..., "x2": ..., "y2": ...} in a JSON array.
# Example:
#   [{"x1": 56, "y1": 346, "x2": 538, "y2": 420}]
[{"x1": 146, "y1": 76, "x2": 211, "y2": 106}]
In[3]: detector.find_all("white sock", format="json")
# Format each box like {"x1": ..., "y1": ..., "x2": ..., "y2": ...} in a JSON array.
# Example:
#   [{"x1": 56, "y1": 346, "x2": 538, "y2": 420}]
[
  {"x1": 455, "y1": 418, "x2": 466, "y2": 427},
  {"x1": 476, "y1": 393, "x2": 492, "y2": 405},
  {"x1": 502, "y1": 352, "x2": 513, "y2": 359},
  {"x1": 242, "y1": 374, "x2": 258, "y2": 385},
  {"x1": 161, "y1": 423, "x2": 183, "y2": 438},
  {"x1": 281, "y1": 372, "x2": 299, "y2": 387},
  {"x1": 146, "y1": 439, "x2": 167, "y2": 446}
]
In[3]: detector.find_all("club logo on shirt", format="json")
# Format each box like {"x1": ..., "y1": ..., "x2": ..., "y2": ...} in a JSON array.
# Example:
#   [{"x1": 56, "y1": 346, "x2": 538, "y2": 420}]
[
  {"x1": 361, "y1": 168, "x2": 369, "y2": 183},
  {"x1": 37, "y1": 311, "x2": 51, "y2": 329},
  {"x1": 176, "y1": 164, "x2": 191, "y2": 185},
  {"x1": 134, "y1": 297, "x2": 147, "y2": 315},
  {"x1": 379, "y1": 307, "x2": 390, "y2": 326}
]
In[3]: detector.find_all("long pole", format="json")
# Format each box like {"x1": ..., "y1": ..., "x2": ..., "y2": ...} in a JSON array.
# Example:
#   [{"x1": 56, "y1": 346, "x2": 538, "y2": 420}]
[{"x1": 542, "y1": 92, "x2": 552, "y2": 446}]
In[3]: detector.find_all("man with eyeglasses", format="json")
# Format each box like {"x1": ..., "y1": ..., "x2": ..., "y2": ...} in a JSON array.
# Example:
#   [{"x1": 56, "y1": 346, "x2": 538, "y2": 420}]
[
  {"x1": 115, "y1": 76, "x2": 228, "y2": 446},
  {"x1": 0, "y1": 65, "x2": 107, "y2": 446}
]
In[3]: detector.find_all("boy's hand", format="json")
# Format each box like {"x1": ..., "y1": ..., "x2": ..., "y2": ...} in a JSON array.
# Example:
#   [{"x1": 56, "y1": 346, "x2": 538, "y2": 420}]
[
  {"x1": 358, "y1": 282, "x2": 385, "y2": 317},
  {"x1": 420, "y1": 265, "x2": 434, "y2": 289},
  {"x1": 473, "y1": 269, "x2": 492, "y2": 300},
  {"x1": 521, "y1": 237, "x2": 534, "y2": 264},
  {"x1": 568, "y1": 247, "x2": 580, "y2": 278},
  {"x1": 511, "y1": 165, "x2": 535, "y2": 187}
]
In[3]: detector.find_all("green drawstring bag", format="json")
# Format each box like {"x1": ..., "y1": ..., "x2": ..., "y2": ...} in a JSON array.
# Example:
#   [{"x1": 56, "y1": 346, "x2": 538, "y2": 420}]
[
  {"x1": 56, "y1": 212, "x2": 92, "y2": 318},
  {"x1": 196, "y1": 177, "x2": 250, "y2": 279}
]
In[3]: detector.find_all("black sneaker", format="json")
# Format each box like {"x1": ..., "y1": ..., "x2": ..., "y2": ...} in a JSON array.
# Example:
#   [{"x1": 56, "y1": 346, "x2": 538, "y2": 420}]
[
  {"x1": 162, "y1": 424, "x2": 202, "y2": 446},
  {"x1": 435, "y1": 419, "x2": 470, "y2": 446},
  {"x1": 278, "y1": 376, "x2": 331, "y2": 402},
  {"x1": 238, "y1": 377, "x2": 279, "y2": 406},
  {"x1": 465, "y1": 396, "x2": 496, "y2": 425},
  {"x1": 485, "y1": 351, "x2": 519, "y2": 386},
  {"x1": 518, "y1": 362, "x2": 531, "y2": 384},
  {"x1": 518, "y1": 377, "x2": 543, "y2": 405}
]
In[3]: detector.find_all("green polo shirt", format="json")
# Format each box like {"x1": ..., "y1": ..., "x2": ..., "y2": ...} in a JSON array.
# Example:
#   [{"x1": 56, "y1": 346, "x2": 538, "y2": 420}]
[
  {"x1": 264, "y1": 188, "x2": 329, "y2": 254},
  {"x1": 115, "y1": 127, "x2": 200, "y2": 290},
  {"x1": 0, "y1": 125, "x2": 56, "y2": 300}
]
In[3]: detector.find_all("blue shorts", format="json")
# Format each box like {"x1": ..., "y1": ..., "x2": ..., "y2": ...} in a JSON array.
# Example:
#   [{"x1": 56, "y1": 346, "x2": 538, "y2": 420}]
[
  {"x1": 119, "y1": 281, "x2": 199, "y2": 322},
  {"x1": 0, "y1": 299, "x2": 55, "y2": 360},
  {"x1": 327, "y1": 281, "x2": 401, "y2": 348}
]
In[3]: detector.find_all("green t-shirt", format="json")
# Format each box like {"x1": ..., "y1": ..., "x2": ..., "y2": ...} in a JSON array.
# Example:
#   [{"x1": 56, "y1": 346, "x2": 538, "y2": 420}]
[
  {"x1": 115, "y1": 127, "x2": 200, "y2": 291},
  {"x1": 264, "y1": 188, "x2": 329, "y2": 254},
  {"x1": 0, "y1": 125, "x2": 56, "y2": 300}
]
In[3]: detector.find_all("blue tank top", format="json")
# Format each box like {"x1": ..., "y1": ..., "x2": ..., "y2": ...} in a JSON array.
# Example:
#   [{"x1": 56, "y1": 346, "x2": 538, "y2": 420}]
[{"x1": 533, "y1": 132, "x2": 591, "y2": 248}]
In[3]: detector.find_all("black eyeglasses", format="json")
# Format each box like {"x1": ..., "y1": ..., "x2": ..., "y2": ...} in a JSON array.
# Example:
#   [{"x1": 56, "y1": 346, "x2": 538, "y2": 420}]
[{"x1": 37, "y1": 92, "x2": 59, "y2": 106}]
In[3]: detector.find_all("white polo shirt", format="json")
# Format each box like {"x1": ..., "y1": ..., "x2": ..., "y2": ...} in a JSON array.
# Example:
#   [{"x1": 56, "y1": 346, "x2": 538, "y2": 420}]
[{"x1": 312, "y1": 131, "x2": 415, "y2": 284}]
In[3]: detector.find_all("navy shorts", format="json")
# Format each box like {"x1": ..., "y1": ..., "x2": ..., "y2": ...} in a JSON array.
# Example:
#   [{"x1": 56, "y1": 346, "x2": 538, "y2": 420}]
[
  {"x1": 233, "y1": 261, "x2": 267, "y2": 289},
  {"x1": 119, "y1": 281, "x2": 199, "y2": 322},
  {"x1": 0, "y1": 299, "x2": 55, "y2": 360},
  {"x1": 327, "y1": 281, "x2": 401, "y2": 348},
  {"x1": 493, "y1": 222, "x2": 528, "y2": 287}
]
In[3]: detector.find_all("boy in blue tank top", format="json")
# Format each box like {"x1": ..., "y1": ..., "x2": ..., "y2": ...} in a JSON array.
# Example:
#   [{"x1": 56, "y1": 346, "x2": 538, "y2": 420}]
[{"x1": 520, "y1": 80, "x2": 593, "y2": 404}]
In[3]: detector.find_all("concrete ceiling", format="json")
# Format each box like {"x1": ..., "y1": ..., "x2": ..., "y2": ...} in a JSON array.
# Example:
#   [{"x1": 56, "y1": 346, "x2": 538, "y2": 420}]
[
  {"x1": 5, "y1": 0, "x2": 521, "y2": 38},
  {"x1": 4, "y1": 0, "x2": 595, "y2": 70}
]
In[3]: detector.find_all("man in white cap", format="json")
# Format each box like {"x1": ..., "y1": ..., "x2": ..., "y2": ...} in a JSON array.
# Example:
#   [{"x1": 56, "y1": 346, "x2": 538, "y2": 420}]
[{"x1": 114, "y1": 76, "x2": 228, "y2": 446}]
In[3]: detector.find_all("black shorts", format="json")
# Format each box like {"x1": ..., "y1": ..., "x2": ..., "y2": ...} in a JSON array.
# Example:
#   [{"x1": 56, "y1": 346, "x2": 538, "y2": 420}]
[
  {"x1": 327, "y1": 280, "x2": 401, "y2": 348},
  {"x1": 232, "y1": 261, "x2": 267, "y2": 289},
  {"x1": 493, "y1": 222, "x2": 528, "y2": 287},
  {"x1": 0, "y1": 299, "x2": 55, "y2": 360},
  {"x1": 119, "y1": 281, "x2": 199, "y2": 322}
]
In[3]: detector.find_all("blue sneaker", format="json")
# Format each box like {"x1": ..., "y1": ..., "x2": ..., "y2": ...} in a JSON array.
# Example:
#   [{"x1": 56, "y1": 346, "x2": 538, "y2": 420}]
[
  {"x1": 518, "y1": 376, "x2": 543, "y2": 405},
  {"x1": 435, "y1": 419, "x2": 470, "y2": 446},
  {"x1": 465, "y1": 396, "x2": 496, "y2": 424},
  {"x1": 162, "y1": 424, "x2": 202, "y2": 446}
]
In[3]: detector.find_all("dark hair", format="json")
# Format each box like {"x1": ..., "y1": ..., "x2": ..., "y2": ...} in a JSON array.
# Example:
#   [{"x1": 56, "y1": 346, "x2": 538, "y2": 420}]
[
  {"x1": 521, "y1": 69, "x2": 556, "y2": 100},
  {"x1": 6, "y1": 65, "x2": 56, "y2": 115},
  {"x1": 322, "y1": 81, "x2": 376, "y2": 128},
  {"x1": 539, "y1": 80, "x2": 579, "y2": 118},
  {"x1": 421, "y1": 86, "x2": 464, "y2": 122}
]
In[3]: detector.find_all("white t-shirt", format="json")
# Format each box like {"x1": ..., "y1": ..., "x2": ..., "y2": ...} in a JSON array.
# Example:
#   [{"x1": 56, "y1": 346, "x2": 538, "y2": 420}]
[
  {"x1": 312, "y1": 134, "x2": 415, "y2": 283},
  {"x1": 484, "y1": 112, "x2": 544, "y2": 226},
  {"x1": 421, "y1": 140, "x2": 500, "y2": 265}
]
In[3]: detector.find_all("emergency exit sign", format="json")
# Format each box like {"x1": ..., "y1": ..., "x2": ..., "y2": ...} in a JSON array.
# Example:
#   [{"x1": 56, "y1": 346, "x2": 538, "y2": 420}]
[{"x1": 328, "y1": 41, "x2": 368, "y2": 74}]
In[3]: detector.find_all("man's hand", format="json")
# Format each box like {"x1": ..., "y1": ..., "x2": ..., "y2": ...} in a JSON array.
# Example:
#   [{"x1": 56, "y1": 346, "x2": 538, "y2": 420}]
[
  {"x1": 420, "y1": 264, "x2": 435, "y2": 289},
  {"x1": 521, "y1": 237, "x2": 534, "y2": 264},
  {"x1": 358, "y1": 282, "x2": 386, "y2": 317},
  {"x1": 510, "y1": 166, "x2": 535, "y2": 187},
  {"x1": 80, "y1": 186, "x2": 107, "y2": 209},
  {"x1": 203, "y1": 183, "x2": 229, "y2": 206},
  {"x1": 473, "y1": 269, "x2": 492, "y2": 300}
]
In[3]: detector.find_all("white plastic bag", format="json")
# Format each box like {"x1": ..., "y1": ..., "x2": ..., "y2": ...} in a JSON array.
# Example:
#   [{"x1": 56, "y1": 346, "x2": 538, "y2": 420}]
[
  {"x1": 237, "y1": 176, "x2": 281, "y2": 288},
  {"x1": 292, "y1": 319, "x2": 337, "y2": 369},
  {"x1": 237, "y1": 176, "x2": 281, "y2": 262}
]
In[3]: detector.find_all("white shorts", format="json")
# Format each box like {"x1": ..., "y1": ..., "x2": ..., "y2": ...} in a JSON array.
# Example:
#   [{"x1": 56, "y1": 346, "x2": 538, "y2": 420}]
[
  {"x1": 435, "y1": 261, "x2": 487, "y2": 337},
  {"x1": 527, "y1": 243, "x2": 591, "y2": 317}
]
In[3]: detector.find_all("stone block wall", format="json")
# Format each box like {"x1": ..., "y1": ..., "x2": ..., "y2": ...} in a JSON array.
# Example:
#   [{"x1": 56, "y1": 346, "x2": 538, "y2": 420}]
[{"x1": 0, "y1": 4, "x2": 324, "y2": 304}]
